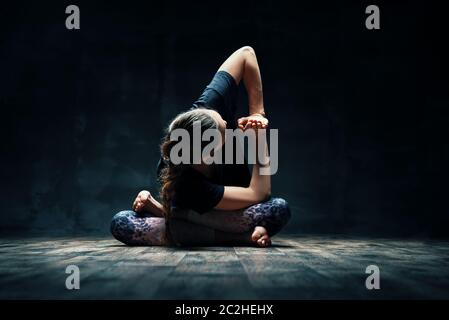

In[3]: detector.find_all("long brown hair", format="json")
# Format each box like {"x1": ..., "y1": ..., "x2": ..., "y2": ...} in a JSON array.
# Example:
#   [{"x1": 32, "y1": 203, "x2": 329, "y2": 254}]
[{"x1": 158, "y1": 108, "x2": 218, "y2": 218}]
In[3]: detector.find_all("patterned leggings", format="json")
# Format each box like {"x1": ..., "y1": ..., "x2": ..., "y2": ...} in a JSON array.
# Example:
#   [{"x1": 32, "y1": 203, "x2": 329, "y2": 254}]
[{"x1": 110, "y1": 197, "x2": 291, "y2": 246}]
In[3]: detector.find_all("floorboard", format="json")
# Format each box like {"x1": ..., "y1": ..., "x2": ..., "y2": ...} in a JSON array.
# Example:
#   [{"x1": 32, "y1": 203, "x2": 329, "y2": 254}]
[{"x1": 0, "y1": 235, "x2": 448, "y2": 299}]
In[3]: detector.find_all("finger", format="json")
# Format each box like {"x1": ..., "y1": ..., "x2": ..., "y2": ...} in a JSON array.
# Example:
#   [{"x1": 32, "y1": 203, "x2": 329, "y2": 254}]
[{"x1": 238, "y1": 117, "x2": 248, "y2": 125}]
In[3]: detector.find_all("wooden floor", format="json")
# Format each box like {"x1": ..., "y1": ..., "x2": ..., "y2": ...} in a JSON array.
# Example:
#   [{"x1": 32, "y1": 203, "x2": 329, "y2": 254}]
[{"x1": 1, "y1": 235, "x2": 448, "y2": 299}]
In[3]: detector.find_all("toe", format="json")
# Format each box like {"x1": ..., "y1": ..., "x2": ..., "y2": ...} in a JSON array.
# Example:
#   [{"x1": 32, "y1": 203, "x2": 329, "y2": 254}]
[
  {"x1": 257, "y1": 235, "x2": 271, "y2": 247},
  {"x1": 251, "y1": 231, "x2": 262, "y2": 242}
]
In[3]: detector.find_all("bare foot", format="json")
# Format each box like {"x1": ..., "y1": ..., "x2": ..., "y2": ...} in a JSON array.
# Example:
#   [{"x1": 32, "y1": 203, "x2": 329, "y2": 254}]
[
  {"x1": 251, "y1": 226, "x2": 271, "y2": 247},
  {"x1": 132, "y1": 190, "x2": 160, "y2": 214}
]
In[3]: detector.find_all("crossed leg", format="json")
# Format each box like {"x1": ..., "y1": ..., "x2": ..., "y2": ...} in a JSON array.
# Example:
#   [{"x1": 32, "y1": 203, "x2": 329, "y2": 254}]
[
  {"x1": 183, "y1": 198, "x2": 291, "y2": 236},
  {"x1": 110, "y1": 211, "x2": 168, "y2": 246},
  {"x1": 110, "y1": 198, "x2": 291, "y2": 246}
]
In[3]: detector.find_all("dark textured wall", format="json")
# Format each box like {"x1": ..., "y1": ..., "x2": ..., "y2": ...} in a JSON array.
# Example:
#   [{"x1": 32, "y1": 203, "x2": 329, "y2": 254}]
[{"x1": 1, "y1": 1, "x2": 448, "y2": 237}]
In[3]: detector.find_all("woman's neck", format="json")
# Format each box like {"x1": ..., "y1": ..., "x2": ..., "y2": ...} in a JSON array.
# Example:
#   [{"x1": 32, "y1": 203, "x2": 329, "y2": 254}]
[{"x1": 192, "y1": 163, "x2": 212, "y2": 178}]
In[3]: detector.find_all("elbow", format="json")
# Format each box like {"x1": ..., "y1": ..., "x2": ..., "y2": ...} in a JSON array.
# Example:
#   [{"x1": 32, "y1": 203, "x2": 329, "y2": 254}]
[
  {"x1": 256, "y1": 188, "x2": 271, "y2": 203},
  {"x1": 239, "y1": 45, "x2": 256, "y2": 56},
  {"x1": 264, "y1": 188, "x2": 271, "y2": 201}
]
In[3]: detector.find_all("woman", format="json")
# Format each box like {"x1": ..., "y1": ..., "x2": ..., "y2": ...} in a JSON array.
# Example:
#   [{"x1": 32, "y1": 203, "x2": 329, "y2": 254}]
[{"x1": 110, "y1": 46, "x2": 291, "y2": 247}]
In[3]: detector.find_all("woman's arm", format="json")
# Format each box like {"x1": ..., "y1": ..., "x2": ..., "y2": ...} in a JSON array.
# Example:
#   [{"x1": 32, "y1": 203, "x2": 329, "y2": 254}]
[
  {"x1": 214, "y1": 130, "x2": 271, "y2": 210},
  {"x1": 214, "y1": 47, "x2": 271, "y2": 210},
  {"x1": 218, "y1": 46, "x2": 268, "y2": 129}
]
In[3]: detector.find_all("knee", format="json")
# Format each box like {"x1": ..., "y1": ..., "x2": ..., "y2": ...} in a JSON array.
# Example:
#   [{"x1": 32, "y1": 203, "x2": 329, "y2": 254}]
[
  {"x1": 271, "y1": 198, "x2": 291, "y2": 225},
  {"x1": 110, "y1": 210, "x2": 137, "y2": 245}
]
